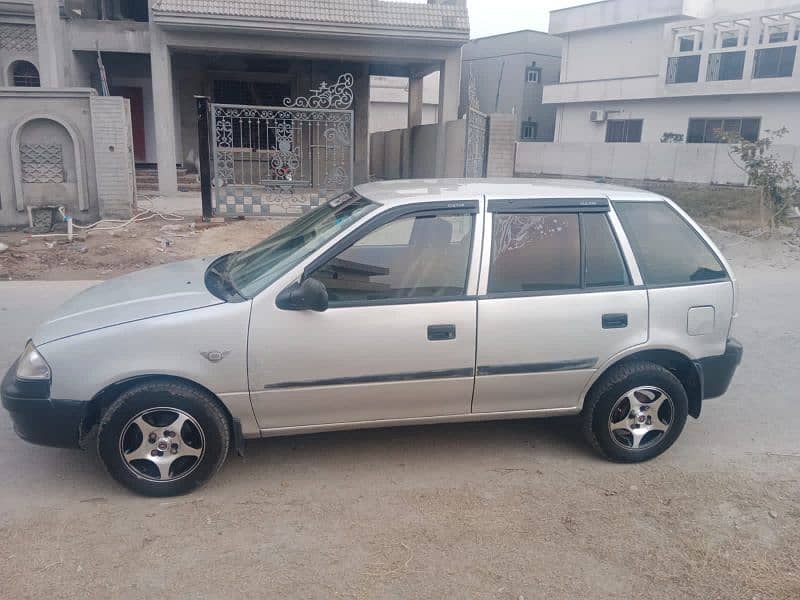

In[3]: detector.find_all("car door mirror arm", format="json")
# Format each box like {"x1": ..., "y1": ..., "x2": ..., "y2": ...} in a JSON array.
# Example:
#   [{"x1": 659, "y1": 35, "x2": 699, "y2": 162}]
[{"x1": 276, "y1": 277, "x2": 329, "y2": 312}]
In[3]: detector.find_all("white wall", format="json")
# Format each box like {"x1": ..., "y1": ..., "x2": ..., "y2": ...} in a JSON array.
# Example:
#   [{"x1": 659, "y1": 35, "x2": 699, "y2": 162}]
[
  {"x1": 561, "y1": 20, "x2": 669, "y2": 82},
  {"x1": 554, "y1": 93, "x2": 800, "y2": 144},
  {"x1": 549, "y1": 0, "x2": 795, "y2": 35},
  {"x1": 707, "y1": 0, "x2": 800, "y2": 15},
  {"x1": 369, "y1": 74, "x2": 439, "y2": 133},
  {"x1": 550, "y1": 0, "x2": 691, "y2": 35},
  {"x1": 370, "y1": 119, "x2": 466, "y2": 180},
  {"x1": 370, "y1": 101, "x2": 437, "y2": 133},
  {"x1": 515, "y1": 141, "x2": 800, "y2": 185},
  {"x1": 90, "y1": 96, "x2": 135, "y2": 218}
]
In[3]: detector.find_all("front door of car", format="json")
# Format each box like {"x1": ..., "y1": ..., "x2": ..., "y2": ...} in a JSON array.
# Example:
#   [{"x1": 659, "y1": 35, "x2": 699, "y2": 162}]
[
  {"x1": 247, "y1": 200, "x2": 482, "y2": 432},
  {"x1": 473, "y1": 198, "x2": 649, "y2": 414}
]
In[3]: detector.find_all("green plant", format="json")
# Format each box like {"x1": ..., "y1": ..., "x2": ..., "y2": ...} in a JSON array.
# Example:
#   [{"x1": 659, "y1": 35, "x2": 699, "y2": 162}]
[{"x1": 723, "y1": 127, "x2": 799, "y2": 229}]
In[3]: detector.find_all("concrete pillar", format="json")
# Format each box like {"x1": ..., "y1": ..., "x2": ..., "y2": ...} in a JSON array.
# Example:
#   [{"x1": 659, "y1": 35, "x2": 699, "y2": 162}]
[
  {"x1": 150, "y1": 31, "x2": 178, "y2": 193},
  {"x1": 742, "y1": 17, "x2": 759, "y2": 82},
  {"x1": 408, "y1": 75, "x2": 424, "y2": 128},
  {"x1": 32, "y1": 0, "x2": 65, "y2": 87},
  {"x1": 435, "y1": 49, "x2": 462, "y2": 178},
  {"x1": 697, "y1": 24, "x2": 713, "y2": 83},
  {"x1": 353, "y1": 63, "x2": 370, "y2": 185}
]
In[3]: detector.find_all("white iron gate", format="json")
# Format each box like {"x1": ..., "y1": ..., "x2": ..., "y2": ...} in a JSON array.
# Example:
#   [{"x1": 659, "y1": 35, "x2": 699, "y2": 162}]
[
  {"x1": 210, "y1": 75, "x2": 354, "y2": 216},
  {"x1": 464, "y1": 106, "x2": 489, "y2": 178}
]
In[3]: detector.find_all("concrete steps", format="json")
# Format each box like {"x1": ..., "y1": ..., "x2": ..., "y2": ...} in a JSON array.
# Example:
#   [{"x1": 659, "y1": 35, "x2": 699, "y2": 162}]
[{"x1": 135, "y1": 166, "x2": 201, "y2": 193}]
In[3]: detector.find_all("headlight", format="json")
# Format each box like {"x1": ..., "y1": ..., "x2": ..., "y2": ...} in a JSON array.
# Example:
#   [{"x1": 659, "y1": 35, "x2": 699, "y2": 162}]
[{"x1": 16, "y1": 341, "x2": 51, "y2": 381}]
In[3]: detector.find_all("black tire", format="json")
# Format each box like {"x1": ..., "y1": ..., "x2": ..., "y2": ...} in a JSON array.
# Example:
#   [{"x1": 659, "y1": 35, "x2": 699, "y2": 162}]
[
  {"x1": 97, "y1": 380, "x2": 230, "y2": 497},
  {"x1": 582, "y1": 361, "x2": 688, "y2": 463}
]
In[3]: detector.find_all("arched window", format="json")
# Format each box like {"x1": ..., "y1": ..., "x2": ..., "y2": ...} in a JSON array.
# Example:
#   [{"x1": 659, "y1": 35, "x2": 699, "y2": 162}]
[{"x1": 11, "y1": 61, "x2": 40, "y2": 87}]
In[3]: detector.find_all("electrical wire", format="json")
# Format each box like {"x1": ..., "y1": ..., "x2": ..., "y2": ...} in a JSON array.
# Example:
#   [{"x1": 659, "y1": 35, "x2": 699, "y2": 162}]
[{"x1": 31, "y1": 203, "x2": 186, "y2": 238}]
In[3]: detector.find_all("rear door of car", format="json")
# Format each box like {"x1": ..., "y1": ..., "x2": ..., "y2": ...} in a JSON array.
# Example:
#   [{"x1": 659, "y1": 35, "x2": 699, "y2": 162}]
[{"x1": 473, "y1": 197, "x2": 649, "y2": 414}]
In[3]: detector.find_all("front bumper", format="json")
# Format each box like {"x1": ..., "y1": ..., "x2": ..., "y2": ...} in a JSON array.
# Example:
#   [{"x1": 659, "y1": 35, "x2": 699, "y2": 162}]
[
  {"x1": 1, "y1": 360, "x2": 86, "y2": 448},
  {"x1": 697, "y1": 338, "x2": 744, "y2": 400}
]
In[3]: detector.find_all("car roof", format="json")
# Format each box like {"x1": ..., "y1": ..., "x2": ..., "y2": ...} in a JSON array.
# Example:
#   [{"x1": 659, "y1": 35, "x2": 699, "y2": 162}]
[{"x1": 354, "y1": 178, "x2": 666, "y2": 206}]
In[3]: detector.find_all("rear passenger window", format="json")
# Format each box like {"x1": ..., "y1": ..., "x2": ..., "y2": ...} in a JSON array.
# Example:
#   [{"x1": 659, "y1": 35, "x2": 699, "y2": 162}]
[
  {"x1": 583, "y1": 213, "x2": 629, "y2": 287},
  {"x1": 489, "y1": 214, "x2": 580, "y2": 292},
  {"x1": 614, "y1": 201, "x2": 727, "y2": 285}
]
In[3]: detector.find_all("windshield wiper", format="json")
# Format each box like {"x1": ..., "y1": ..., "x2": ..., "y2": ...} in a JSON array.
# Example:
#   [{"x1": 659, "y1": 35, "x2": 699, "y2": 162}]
[{"x1": 207, "y1": 254, "x2": 246, "y2": 301}]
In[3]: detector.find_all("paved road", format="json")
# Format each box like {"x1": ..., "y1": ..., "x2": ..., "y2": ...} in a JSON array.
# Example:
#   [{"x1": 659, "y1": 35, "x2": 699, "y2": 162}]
[{"x1": 0, "y1": 266, "x2": 798, "y2": 599}]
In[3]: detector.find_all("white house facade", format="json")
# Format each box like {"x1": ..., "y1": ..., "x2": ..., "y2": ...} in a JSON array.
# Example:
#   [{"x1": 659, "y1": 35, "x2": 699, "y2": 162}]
[{"x1": 544, "y1": 0, "x2": 800, "y2": 146}]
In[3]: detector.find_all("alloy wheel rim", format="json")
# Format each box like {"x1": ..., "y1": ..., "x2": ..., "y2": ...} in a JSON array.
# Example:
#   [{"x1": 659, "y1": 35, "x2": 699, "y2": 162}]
[
  {"x1": 119, "y1": 407, "x2": 205, "y2": 482},
  {"x1": 608, "y1": 386, "x2": 674, "y2": 451}
]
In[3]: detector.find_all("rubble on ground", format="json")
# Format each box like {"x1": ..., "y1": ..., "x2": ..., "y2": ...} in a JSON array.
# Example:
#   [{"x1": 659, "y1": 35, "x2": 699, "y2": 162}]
[{"x1": 0, "y1": 217, "x2": 283, "y2": 281}]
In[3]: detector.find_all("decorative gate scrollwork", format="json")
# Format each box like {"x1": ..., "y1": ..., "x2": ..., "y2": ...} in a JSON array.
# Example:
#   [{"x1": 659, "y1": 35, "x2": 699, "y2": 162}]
[
  {"x1": 283, "y1": 73, "x2": 355, "y2": 110},
  {"x1": 465, "y1": 107, "x2": 489, "y2": 178},
  {"x1": 210, "y1": 74, "x2": 354, "y2": 216},
  {"x1": 463, "y1": 72, "x2": 489, "y2": 179}
]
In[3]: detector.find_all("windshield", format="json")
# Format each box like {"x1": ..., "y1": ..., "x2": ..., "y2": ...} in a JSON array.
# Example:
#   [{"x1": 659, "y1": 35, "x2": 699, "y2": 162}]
[{"x1": 226, "y1": 192, "x2": 377, "y2": 298}]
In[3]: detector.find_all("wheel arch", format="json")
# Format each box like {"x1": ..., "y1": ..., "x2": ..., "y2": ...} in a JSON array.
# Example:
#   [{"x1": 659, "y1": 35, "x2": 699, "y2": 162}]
[
  {"x1": 584, "y1": 348, "x2": 703, "y2": 419},
  {"x1": 82, "y1": 374, "x2": 242, "y2": 451}
]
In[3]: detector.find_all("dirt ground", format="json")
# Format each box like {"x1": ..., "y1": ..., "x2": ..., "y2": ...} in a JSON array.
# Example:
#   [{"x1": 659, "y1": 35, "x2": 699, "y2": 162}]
[
  {"x1": 1, "y1": 211, "x2": 799, "y2": 599},
  {"x1": 0, "y1": 215, "x2": 287, "y2": 281}
]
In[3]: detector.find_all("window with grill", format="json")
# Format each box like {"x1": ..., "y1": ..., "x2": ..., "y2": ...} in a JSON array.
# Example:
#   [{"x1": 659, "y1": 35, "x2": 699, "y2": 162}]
[
  {"x1": 666, "y1": 55, "x2": 701, "y2": 83},
  {"x1": 766, "y1": 25, "x2": 790, "y2": 44},
  {"x1": 686, "y1": 118, "x2": 760, "y2": 143},
  {"x1": 753, "y1": 46, "x2": 796, "y2": 78},
  {"x1": 520, "y1": 121, "x2": 537, "y2": 140},
  {"x1": 20, "y1": 144, "x2": 64, "y2": 183},
  {"x1": 718, "y1": 31, "x2": 739, "y2": 48},
  {"x1": 707, "y1": 51, "x2": 746, "y2": 81},
  {"x1": 526, "y1": 67, "x2": 540, "y2": 83},
  {"x1": 605, "y1": 119, "x2": 643, "y2": 143},
  {"x1": 678, "y1": 35, "x2": 696, "y2": 52},
  {"x1": 11, "y1": 61, "x2": 39, "y2": 87}
]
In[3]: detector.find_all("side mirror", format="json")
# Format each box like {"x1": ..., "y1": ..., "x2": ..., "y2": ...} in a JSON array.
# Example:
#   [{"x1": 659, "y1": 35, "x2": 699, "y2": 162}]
[{"x1": 276, "y1": 277, "x2": 329, "y2": 312}]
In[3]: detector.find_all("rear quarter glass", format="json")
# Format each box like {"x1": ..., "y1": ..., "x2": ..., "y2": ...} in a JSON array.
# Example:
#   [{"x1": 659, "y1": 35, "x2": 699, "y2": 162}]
[{"x1": 612, "y1": 201, "x2": 727, "y2": 286}]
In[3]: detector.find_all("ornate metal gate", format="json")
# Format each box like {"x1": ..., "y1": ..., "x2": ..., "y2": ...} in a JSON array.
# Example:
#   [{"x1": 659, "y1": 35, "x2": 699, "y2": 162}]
[
  {"x1": 464, "y1": 77, "x2": 489, "y2": 179},
  {"x1": 464, "y1": 107, "x2": 489, "y2": 178},
  {"x1": 210, "y1": 74, "x2": 354, "y2": 216}
]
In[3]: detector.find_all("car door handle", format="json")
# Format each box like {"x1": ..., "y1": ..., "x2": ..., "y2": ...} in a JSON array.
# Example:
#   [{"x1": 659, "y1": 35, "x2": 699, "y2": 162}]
[
  {"x1": 428, "y1": 324, "x2": 456, "y2": 341},
  {"x1": 602, "y1": 313, "x2": 628, "y2": 329}
]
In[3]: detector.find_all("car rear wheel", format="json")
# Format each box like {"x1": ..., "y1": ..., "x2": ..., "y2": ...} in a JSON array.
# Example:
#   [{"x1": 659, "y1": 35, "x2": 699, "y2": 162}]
[
  {"x1": 582, "y1": 361, "x2": 688, "y2": 463},
  {"x1": 97, "y1": 380, "x2": 230, "y2": 496}
]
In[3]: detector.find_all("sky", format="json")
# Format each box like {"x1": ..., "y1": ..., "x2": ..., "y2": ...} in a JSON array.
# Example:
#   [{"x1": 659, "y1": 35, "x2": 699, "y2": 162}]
[{"x1": 466, "y1": 0, "x2": 589, "y2": 38}]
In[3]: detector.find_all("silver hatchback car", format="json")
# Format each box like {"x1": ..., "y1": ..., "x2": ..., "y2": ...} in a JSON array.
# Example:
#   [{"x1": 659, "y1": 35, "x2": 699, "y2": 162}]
[{"x1": 3, "y1": 179, "x2": 742, "y2": 496}]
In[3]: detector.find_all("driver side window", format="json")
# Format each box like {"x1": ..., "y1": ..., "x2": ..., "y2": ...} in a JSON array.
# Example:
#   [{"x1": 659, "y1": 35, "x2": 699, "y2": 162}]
[{"x1": 310, "y1": 211, "x2": 475, "y2": 304}]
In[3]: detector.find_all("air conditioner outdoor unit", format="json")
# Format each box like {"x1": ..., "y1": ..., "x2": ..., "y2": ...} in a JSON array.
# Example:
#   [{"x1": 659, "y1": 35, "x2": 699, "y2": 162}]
[{"x1": 590, "y1": 110, "x2": 607, "y2": 123}]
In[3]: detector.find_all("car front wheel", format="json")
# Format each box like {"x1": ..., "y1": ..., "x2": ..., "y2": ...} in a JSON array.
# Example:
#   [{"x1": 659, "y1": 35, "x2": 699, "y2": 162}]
[
  {"x1": 97, "y1": 380, "x2": 230, "y2": 496},
  {"x1": 582, "y1": 361, "x2": 689, "y2": 463}
]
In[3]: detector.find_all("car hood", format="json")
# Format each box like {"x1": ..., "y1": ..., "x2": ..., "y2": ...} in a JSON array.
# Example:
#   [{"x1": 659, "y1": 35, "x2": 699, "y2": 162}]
[{"x1": 34, "y1": 257, "x2": 224, "y2": 345}]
